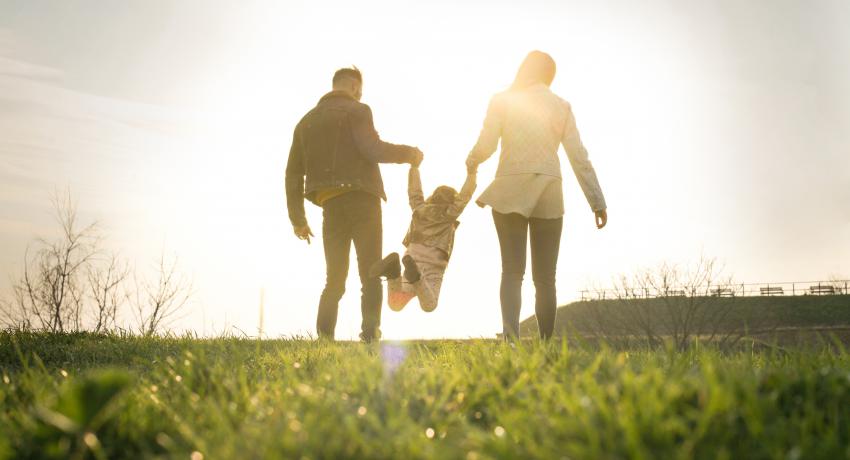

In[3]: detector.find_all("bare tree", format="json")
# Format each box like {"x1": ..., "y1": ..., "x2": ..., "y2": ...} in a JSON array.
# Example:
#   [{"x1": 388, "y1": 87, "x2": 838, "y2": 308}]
[
  {"x1": 827, "y1": 273, "x2": 849, "y2": 295},
  {"x1": 87, "y1": 253, "x2": 130, "y2": 333},
  {"x1": 3, "y1": 192, "x2": 99, "y2": 332},
  {"x1": 644, "y1": 257, "x2": 742, "y2": 350},
  {"x1": 578, "y1": 275, "x2": 662, "y2": 347},
  {"x1": 134, "y1": 251, "x2": 193, "y2": 336},
  {"x1": 579, "y1": 256, "x2": 766, "y2": 350},
  {"x1": 1, "y1": 191, "x2": 196, "y2": 336}
]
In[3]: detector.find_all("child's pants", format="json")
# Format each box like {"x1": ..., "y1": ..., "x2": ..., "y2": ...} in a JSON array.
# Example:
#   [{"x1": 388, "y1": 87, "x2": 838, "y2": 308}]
[{"x1": 387, "y1": 243, "x2": 448, "y2": 312}]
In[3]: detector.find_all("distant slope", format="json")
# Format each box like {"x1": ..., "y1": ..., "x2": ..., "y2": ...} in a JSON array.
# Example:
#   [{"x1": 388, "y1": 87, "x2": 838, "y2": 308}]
[{"x1": 519, "y1": 295, "x2": 850, "y2": 340}]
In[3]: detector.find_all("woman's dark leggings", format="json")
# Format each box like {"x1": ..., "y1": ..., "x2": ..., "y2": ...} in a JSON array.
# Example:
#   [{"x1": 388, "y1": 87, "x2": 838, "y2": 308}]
[{"x1": 492, "y1": 211, "x2": 563, "y2": 339}]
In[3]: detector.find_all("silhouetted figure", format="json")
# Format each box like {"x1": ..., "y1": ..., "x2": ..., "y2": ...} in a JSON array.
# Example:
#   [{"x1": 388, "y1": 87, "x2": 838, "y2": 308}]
[
  {"x1": 286, "y1": 67, "x2": 423, "y2": 342},
  {"x1": 466, "y1": 51, "x2": 608, "y2": 339},
  {"x1": 370, "y1": 163, "x2": 477, "y2": 312}
]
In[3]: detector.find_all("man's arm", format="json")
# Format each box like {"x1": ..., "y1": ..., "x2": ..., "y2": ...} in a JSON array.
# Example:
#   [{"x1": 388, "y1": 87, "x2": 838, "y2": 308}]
[
  {"x1": 561, "y1": 102, "x2": 607, "y2": 213},
  {"x1": 351, "y1": 104, "x2": 420, "y2": 164},
  {"x1": 408, "y1": 166, "x2": 425, "y2": 211},
  {"x1": 447, "y1": 172, "x2": 477, "y2": 218},
  {"x1": 466, "y1": 95, "x2": 502, "y2": 172},
  {"x1": 285, "y1": 125, "x2": 308, "y2": 229}
]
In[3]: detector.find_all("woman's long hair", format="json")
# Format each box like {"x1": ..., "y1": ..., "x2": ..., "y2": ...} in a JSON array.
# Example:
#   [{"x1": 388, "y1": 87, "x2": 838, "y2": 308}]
[{"x1": 510, "y1": 51, "x2": 556, "y2": 90}]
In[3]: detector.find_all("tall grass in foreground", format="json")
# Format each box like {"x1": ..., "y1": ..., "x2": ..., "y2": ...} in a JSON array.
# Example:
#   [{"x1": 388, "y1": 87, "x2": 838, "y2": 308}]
[{"x1": 1, "y1": 332, "x2": 850, "y2": 459}]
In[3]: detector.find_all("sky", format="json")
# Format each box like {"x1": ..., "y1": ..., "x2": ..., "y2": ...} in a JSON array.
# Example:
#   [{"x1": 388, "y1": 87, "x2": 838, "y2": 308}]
[{"x1": 1, "y1": 0, "x2": 848, "y2": 340}]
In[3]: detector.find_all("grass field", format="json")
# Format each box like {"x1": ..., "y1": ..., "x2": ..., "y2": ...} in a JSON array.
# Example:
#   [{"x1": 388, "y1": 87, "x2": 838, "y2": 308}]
[{"x1": 2, "y1": 332, "x2": 850, "y2": 459}]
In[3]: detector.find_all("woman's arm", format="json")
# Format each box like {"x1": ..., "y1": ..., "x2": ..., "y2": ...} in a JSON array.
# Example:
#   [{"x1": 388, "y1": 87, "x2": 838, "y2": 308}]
[
  {"x1": 561, "y1": 102, "x2": 607, "y2": 212},
  {"x1": 466, "y1": 95, "x2": 502, "y2": 171}
]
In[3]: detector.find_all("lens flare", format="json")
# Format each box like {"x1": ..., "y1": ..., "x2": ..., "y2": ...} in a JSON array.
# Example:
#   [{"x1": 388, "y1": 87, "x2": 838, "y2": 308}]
[{"x1": 380, "y1": 342, "x2": 408, "y2": 377}]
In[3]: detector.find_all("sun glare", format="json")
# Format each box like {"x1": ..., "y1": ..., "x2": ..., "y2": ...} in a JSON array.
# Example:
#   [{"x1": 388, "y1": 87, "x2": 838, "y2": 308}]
[
  {"x1": 20, "y1": 1, "x2": 813, "y2": 341},
  {"x1": 157, "y1": 2, "x2": 669, "y2": 339}
]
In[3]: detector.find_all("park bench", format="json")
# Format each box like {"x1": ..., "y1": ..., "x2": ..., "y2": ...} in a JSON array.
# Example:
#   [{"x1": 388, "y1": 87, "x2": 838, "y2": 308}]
[
  {"x1": 667, "y1": 290, "x2": 686, "y2": 297},
  {"x1": 809, "y1": 285, "x2": 835, "y2": 295},
  {"x1": 760, "y1": 286, "x2": 784, "y2": 296},
  {"x1": 710, "y1": 288, "x2": 734, "y2": 297}
]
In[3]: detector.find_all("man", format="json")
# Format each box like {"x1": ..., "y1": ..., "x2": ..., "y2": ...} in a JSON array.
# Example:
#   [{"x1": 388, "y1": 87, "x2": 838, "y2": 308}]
[{"x1": 286, "y1": 67, "x2": 423, "y2": 342}]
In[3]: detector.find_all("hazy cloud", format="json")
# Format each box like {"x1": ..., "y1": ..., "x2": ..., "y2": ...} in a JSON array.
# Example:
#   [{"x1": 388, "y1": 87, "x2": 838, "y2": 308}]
[{"x1": 0, "y1": 28, "x2": 201, "y2": 290}]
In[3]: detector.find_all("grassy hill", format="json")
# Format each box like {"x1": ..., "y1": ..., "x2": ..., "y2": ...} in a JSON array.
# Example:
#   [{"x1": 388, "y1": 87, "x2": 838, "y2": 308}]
[
  {"x1": 519, "y1": 294, "x2": 850, "y2": 343},
  {"x1": 2, "y1": 332, "x2": 850, "y2": 458}
]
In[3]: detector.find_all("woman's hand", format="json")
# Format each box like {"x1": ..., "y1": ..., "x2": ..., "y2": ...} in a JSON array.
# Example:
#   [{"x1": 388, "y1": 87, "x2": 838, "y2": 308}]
[{"x1": 594, "y1": 209, "x2": 607, "y2": 229}]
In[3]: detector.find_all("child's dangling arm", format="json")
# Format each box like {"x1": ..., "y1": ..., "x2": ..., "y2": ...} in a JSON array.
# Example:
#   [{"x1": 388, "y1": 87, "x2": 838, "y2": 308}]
[
  {"x1": 408, "y1": 166, "x2": 425, "y2": 211},
  {"x1": 466, "y1": 96, "x2": 502, "y2": 172},
  {"x1": 448, "y1": 170, "x2": 477, "y2": 217}
]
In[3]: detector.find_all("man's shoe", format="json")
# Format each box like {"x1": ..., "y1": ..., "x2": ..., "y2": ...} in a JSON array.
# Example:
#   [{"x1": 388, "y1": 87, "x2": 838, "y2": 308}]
[
  {"x1": 402, "y1": 255, "x2": 421, "y2": 283},
  {"x1": 369, "y1": 253, "x2": 400, "y2": 279},
  {"x1": 359, "y1": 328, "x2": 382, "y2": 343}
]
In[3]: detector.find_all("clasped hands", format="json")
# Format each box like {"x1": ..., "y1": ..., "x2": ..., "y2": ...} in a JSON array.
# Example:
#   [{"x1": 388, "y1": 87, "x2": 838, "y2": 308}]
[{"x1": 294, "y1": 151, "x2": 605, "y2": 244}]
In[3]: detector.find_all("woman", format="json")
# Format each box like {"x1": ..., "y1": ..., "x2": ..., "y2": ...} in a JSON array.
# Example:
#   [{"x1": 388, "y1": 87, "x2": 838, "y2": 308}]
[{"x1": 466, "y1": 50, "x2": 608, "y2": 339}]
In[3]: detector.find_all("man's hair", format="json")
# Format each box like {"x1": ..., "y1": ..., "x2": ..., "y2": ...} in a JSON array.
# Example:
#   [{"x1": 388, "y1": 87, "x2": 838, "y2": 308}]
[{"x1": 333, "y1": 67, "x2": 362, "y2": 86}]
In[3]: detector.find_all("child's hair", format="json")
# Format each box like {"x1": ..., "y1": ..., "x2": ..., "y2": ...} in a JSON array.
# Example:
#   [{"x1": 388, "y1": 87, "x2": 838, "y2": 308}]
[{"x1": 426, "y1": 185, "x2": 458, "y2": 205}]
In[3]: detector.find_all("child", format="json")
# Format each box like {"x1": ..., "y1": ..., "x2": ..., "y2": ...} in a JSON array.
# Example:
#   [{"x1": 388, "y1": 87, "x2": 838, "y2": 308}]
[{"x1": 369, "y1": 164, "x2": 477, "y2": 312}]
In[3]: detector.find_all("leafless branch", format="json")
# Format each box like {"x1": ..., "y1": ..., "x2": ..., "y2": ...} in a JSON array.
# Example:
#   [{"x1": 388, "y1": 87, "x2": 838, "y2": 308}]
[
  {"x1": 579, "y1": 255, "x2": 767, "y2": 350},
  {"x1": 87, "y1": 253, "x2": 130, "y2": 333},
  {"x1": 133, "y1": 250, "x2": 193, "y2": 336},
  {"x1": 4, "y1": 191, "x2": 99, "y2": 332}
]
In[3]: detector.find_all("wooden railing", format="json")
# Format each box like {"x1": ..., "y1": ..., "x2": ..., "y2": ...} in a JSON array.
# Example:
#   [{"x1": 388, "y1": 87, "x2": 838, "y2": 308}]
[{"x1": 579, "y1": 280, "x2": 850, "y2": 301}]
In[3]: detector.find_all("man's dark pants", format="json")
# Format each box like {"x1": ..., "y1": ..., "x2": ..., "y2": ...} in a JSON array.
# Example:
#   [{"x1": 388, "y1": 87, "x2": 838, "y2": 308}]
[{"x1": 317, "y1": 191, "x2": 382, "y2": 340}]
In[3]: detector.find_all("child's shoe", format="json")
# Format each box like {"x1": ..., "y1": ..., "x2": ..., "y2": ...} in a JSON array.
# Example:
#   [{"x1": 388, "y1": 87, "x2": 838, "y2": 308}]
[
  {"x1": 369, "y1": 253, "x2": 401, "y2": 279},
  {"x1": 402, "y1": 255, "x2": 421, "y2": 283},
  {"x1": 388, "y1": 290, "x2": 415, "y2": 311}
]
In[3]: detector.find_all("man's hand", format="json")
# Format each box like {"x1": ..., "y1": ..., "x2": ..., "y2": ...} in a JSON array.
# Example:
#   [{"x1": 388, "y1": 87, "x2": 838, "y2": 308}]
[
  {"x1": 410, "y1": 148, "x2": 424, "y2": 167},
  {"x1": 294, "y1": 224, "x2": 314, "y2": 244},
  {"x1": 594, "y1": 209, "x2": 607, "y2": 229}
]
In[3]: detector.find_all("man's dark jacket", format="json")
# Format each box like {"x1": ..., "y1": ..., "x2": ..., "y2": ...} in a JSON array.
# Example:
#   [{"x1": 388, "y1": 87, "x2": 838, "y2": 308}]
[{"x1": 286, "y1": 91, "x2": 417, "y2": 227}]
